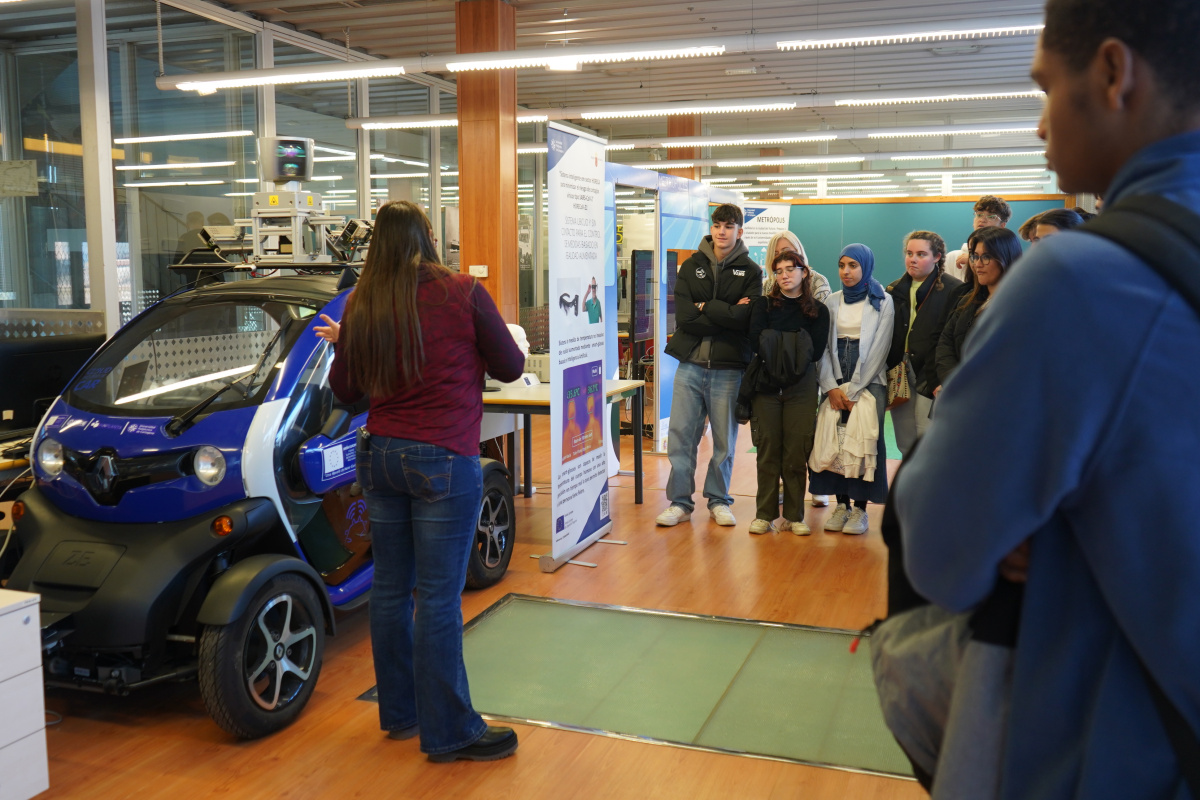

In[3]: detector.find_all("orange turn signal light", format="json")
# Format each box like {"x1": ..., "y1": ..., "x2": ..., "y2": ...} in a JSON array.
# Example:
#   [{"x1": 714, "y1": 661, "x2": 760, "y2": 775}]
[
  {"x1": 10, "y1": 501, "x2": 25, "y2": 522},
  {"x1": 211, "y1": 515, "x2": 234, "y2": 537}
]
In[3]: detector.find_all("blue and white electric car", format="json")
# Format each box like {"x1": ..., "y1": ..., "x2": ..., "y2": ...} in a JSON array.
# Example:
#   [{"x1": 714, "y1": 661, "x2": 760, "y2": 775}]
[{"x1": 2, "y1": 270, "x2": 515, "y2": 738}]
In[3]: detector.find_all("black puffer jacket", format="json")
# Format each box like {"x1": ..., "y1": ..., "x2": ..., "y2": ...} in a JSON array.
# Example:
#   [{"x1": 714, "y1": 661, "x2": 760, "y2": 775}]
[
  {"x1": 935, "y1": 287, "x2": 985, "y2": 387},
  {"x1": 886, "y1": 268, "x2": 963, "y2": 397},
  {"x1": 664, "y1": 237, "x2": 763, "y2": 369}
]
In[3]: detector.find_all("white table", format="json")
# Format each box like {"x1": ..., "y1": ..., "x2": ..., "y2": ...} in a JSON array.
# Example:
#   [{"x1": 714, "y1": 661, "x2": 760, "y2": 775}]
[{"x1": 483, "y1": 379, "x2": 645, "y2": 504}]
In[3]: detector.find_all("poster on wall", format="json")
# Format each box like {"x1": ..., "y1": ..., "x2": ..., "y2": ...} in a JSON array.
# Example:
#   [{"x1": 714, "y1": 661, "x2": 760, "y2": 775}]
[
  {"x1": 741, "y1": 202, "x2": 793, "y2": 268},
  {"x1": 547, "y1": 121, "x2": 611, "y2": 564}
]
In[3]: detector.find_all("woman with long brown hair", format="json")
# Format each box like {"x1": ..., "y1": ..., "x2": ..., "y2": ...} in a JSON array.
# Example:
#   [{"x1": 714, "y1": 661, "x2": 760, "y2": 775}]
[
  {"x1": 745, "y1": 250, "x2": 830, "y2": 535},
  {"x1": 315, "y1": 200, "x2": 525, "y2": 762}
]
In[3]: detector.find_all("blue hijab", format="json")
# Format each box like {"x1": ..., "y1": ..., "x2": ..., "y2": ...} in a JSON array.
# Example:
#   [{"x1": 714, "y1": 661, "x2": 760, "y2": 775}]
[{"x1": 839, "y1": 243, "x2": 886, "y2": 311}]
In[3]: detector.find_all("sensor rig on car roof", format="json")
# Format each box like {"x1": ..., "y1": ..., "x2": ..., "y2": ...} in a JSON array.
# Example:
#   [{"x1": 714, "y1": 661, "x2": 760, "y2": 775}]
[{"x1": 170, "y1": 136, "x2": 370, "y2": 291}]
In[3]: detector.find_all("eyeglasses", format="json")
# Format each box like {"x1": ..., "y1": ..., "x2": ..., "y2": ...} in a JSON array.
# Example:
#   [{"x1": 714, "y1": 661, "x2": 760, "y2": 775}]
[
  {"x1": 973, "y1": 212, "x2": 1002, "y2": 223},
  {"x1": 773, "y1": 265, "x2": 804, "y2": 275},
  {"x1": 968, "y1": 252, "x2": 996, "y2": 266}
]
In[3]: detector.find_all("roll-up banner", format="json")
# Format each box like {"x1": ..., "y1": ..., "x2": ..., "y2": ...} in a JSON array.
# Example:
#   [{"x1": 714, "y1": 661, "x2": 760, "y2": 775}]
[
  {"x1": 547, "y1": 122, "x2": 611, "y2": 563},
  {"x1": 741, "y1": 202, "x2": 793, "y2": 269}
]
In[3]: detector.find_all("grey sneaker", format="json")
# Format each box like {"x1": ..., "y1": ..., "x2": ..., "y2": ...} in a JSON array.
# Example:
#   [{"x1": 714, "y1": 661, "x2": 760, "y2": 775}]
[
  {"x1": 749, "y1": 518, "x2": 775, "y2": 535},
  {"x1": 709, "y1": 504, "x2": 737, "y2": 526},
  {"x1": 655, "y1": 505, "x2": 692, "y2": 526},
  {"x1": 842, "y1": 507, "x2": 869, "y2": 535},
  {"x1": 824, "y1": 503, "x2": 850, "y2": 531},
  {"x1": 789, "y1": 520, "x2": 812, "y2": 536}
]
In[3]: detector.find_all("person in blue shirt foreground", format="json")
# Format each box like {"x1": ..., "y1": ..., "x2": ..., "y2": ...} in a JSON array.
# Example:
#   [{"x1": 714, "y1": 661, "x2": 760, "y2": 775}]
[{"x1": 895, "y1": 0, "x2": 1200, "y2": 796}]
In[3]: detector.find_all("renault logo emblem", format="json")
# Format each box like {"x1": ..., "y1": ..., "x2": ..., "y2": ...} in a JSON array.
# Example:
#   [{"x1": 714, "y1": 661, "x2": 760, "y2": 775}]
[{"x1": 93, "y1": 454, "x2": 118, "y2": 495}]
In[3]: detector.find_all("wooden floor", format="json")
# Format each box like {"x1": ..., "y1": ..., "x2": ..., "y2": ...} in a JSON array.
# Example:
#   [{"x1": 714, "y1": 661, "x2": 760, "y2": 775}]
[{"x1": 38, "y1": 417, "x2": 922, "y2": 800}]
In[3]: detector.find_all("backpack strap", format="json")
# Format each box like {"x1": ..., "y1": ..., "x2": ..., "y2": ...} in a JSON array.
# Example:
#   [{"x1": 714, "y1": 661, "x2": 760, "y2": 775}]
[
  {"x1": 1082, "y1": 194, "x2": 1200, "y2": 318},
  {"x1": 1081, "y1": 194, "x2": 1200, "y2": 798}
]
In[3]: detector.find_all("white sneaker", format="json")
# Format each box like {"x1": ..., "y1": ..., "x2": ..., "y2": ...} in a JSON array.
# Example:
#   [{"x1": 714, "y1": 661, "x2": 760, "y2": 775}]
[
  {"x1": 749, "y1": 518, "x2": 775, "y2": 535},
  {"x1": 824, "y1": 503, "x2": 849, "y2": 531},
  {"x1": 709, "y1": 504, "x2": 737, "y2": 527},
  {"x1": 842, "y1": 507, "x2": 869, "y2": 535},
  {"x1": 810, "y1": 494, "x2": 829, "y2": 508},
  {"x1": 655, "y1": 505, "x2": 692, "y2": 527},
  {"x1": 789, "y1": 520, "x2": 812, "y2": 536}
]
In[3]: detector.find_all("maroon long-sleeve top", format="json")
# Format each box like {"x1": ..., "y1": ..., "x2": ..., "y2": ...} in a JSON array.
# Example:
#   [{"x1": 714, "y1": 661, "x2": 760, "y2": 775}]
[{"x1": 329, "y1": 269, "x2": 526, "y2": 457}]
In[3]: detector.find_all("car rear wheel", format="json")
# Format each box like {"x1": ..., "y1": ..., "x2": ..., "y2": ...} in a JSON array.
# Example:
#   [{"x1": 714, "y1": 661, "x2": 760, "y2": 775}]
[{"x1": 465, "y1": 464, "x2": 514, "y2": 589}]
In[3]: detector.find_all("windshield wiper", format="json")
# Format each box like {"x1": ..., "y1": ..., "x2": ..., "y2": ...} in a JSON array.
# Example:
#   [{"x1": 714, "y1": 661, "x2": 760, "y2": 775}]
[
  {"x1": 164, "y1": 376, "x2": 250, "y2": 437},
  {"x1": 164, "y1": 324, "x2": 288, "y2": 437}
]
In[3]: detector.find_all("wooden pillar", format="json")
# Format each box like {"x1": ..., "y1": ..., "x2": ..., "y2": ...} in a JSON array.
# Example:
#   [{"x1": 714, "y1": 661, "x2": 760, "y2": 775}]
[
  {"x1": 759, "y1": 147, "x2": 782, "y2": 199},
  {"x1": 666, "y1": 114, "x2": 700, "y2": 180},
  {"x1": 456, "y1": 0, "x2": 518, "y2": 321}
]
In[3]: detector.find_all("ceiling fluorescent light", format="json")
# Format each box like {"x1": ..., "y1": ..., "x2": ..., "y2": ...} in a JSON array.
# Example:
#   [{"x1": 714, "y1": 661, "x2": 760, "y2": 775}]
[
  {"x1": 116, "y1": 160, "x2": 235, "y2": 171},
  {"x1": 579, "y1": 97, "x2": 796, "y2": 120},
  {"x1": 836, "y1": 89, "x2": 1043, "y2": 107},
  {"x1": 235, "y1": 178, "x2": 259, "y2": 183},
  {"x1": 447, "y1": 44, "x2": 725, "y2": 72},
  {"x1": 360, "y1": 115, "x2": 459, "y2": 130},
  {"x1": 518, "y1": 145, "x2": 549, "y2": 154},
  {"x1": 777, "y1": 23, "x2": 1043, "y2": 51},
  {"x1": 757, "y1": 172, "x2": 885, "y2": 182},
  {"x1": 224, "y1": 192, "x2": 255, "y2": 197},
  {"x1": 372, "y1": 172, "x2": 428, "y2": 179},
  {"x1": 122, "y1": 180, "x2": 225, "y2": 188},
  {"x1": 353, "y1": 114, "x2": 545, "y2": 130},
  {"x1": 821, "y1": 192, "x2": 912, "y2": 198},
  {"x1": 657, "y1": 134, "x2": 837, "y2": 148},
  {"x1": 715, "y1": 156, "x2": 865, "y2": 168},
  {"x1": 114, "y1": 130, "x2": 253, "y2": 144},
  {"x1": 314, "y1": 145, "x2": 356, "y2": 156},
  {"x1": 888, "y1": 149, "x2": 1046, "y2": 161},
  {"x1": 639, "y1": 162, "x2": 694, "y2": 170},
  {"x1": 867, "y1": 126, "x2": 1038, "y2": 139},
  {"x1": 906, "y1": 168, "x2": 1048, "y2": 176},
  {"x1": 310, "y1": 175, "x2": 343, "y2": 181},
  {"x1": 373, "y1": 156, "x2": 429, "y2": 167},
  {"x1": 605, "y1": 143, "x2": 636, "y2": 151},
  {"x1": 165, "y1": 62, "x2": 407, "y2": 95}
]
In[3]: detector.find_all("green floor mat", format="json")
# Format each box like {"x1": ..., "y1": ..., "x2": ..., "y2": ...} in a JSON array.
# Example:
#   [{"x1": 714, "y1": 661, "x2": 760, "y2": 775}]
[{"x1": 458, "y1": 594, "x2": 913, "y2": 778}]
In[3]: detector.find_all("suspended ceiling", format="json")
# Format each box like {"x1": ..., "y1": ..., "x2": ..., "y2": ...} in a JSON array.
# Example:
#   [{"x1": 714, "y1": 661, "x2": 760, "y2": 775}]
[{"x1": 0, "y1": 0, "x2": 1056, "y2": 194}]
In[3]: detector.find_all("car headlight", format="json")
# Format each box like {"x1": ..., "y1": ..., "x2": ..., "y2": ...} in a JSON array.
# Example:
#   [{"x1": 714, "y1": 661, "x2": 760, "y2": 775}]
[
  {"x1": 37, "y1": 438, "x2": 64, "y2": 477},
  {"x1": 194, "y1": 446, "x2": 227, "y2": 486}
]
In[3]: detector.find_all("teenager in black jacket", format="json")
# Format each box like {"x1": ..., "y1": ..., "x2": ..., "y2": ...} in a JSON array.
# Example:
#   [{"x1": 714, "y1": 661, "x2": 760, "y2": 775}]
[
  {"x1": 745, "y1": 250, "x2": 829, "y2": 535},
  {"x1": 935, "y1": 226, "x2": 1024, "y2": 391},
  {"x1": 885, "y1": 231, "x2": 963, "y2": 455},
  {"x1": 657, "y1": 203, "x2": 763, "y2": 528}
]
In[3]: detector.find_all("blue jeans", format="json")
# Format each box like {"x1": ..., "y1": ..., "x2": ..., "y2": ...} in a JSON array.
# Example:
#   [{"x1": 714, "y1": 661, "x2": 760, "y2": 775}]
[
  {"x1": 666, "y1": 361, "x2": 742, "y2": 511},
  {"x1": 358, "y1": 435, "x2": 488, "y2": 755}
]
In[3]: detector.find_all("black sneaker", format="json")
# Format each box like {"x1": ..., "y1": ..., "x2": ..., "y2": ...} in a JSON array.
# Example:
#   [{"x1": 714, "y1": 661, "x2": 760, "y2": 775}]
[{"x1": 427, "y1": 726, "x2": 518, "y2": 763}]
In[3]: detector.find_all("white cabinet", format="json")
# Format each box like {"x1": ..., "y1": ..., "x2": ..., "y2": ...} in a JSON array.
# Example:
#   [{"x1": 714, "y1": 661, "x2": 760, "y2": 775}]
[{"x1": 0, "y1": 590, "x2": 48, "y2": 800}]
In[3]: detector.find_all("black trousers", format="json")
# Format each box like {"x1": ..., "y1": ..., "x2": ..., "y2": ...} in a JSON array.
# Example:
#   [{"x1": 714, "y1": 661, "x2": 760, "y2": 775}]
[{"x1": 749, "y1": 370, "x2": 818, "y2": 522}]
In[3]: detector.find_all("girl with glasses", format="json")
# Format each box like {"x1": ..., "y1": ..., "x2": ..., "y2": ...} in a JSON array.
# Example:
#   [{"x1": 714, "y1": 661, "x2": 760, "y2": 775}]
[
  {"x1": 744, "y1": 251, "x2": 830, "y2": 535},
  {"x1": 934, "y1": 226, "x2": 1024, "y2": 393}
]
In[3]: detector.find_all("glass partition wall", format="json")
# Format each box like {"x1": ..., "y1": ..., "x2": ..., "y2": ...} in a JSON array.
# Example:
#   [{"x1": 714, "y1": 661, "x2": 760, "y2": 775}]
[{"x1": 0, "y1": 3, "x2": 555, "y2": 336}]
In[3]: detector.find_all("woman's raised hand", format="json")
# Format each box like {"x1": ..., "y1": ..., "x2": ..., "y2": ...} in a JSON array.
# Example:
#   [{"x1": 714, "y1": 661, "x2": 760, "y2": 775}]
[{"x1": 314, "y1": 314, "x2": 340, "y2": 344}]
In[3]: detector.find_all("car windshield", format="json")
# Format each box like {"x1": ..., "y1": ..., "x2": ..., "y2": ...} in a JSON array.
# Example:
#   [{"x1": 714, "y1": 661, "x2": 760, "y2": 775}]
[{"x1": 66, "y1": 296, "x2": 319, "y2": 416}]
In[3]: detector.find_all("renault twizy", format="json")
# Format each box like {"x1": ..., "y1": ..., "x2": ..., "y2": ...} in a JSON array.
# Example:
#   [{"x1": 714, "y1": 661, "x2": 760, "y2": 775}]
[{"x1": 1, "y1": 270, "x2": 515, "y2": 738}]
